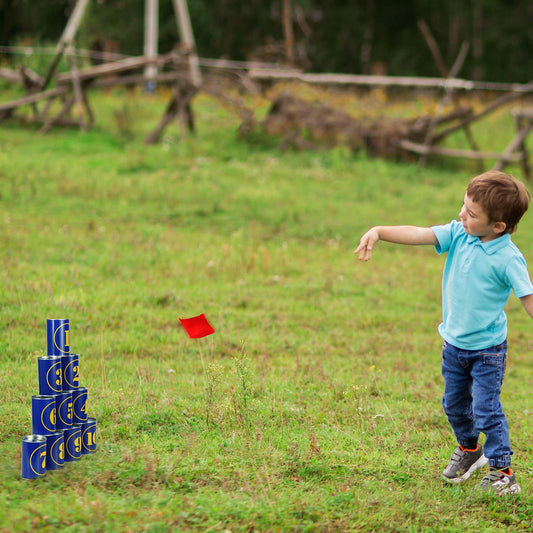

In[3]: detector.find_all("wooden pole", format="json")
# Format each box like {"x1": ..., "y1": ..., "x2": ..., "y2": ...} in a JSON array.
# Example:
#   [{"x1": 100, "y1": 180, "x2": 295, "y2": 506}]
[
  {"x1": 432, "y1": 83, "x2": 533, "y2": 143},
  {"x1": 417, "y1": 20, "x2": 448, "y2": 78},
  {"x1": 0, "y1": 86, "x2": 67, "y2": 114},
  {"x1": 144, "y1": 0, "x2": 159, "y2": 83},
  {"x1": 418, "y1": 40, "x2": 470, "y2": 167},
  {"x1": 39, "y1": 96, "x2": 76, "y2": 134},
  {"x1": 41, "y1": 0, "x2": 90, "y2": 90},
  {"x1": 66, "y1": 44, "x2": 91, "y2": 131},
  {"x1": 172, "y1": 0, "x2": 202, "y2": 87},
  {"x1": 493, "y1": 118, "x2": 532, "y2": 177},
  {"x1": 400, "y1": 140, "x2": 522, "y2": 162}
]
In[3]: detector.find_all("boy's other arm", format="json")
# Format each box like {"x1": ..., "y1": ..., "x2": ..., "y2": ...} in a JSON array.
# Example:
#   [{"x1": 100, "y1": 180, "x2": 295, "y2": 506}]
[
  {"x1": 354, "y1": 225, "x2": 438, "y2": 261},
  {"x1": 520, "y1": 293, "x2": 533, "y2": 319}
]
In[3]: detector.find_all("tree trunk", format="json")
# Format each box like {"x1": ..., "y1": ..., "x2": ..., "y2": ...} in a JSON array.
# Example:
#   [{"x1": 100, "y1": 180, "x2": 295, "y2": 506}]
[
  {"x1": 471, "y1": 0, "x2": 483, "y2": 80},
  {"x1": 282, "y1": 0, "x2": 294, "y2": 65}
]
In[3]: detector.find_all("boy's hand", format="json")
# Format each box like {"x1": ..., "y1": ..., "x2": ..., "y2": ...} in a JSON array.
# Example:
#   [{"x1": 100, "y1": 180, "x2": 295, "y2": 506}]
[{"x1": 354, "y1": 228, "x2": 379, "y2": 261}]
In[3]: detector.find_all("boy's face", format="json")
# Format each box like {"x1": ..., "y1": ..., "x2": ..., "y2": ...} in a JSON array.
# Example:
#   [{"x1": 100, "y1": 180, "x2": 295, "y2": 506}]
[{"x1": 459, "y1": 194, "x2": 505, "y2": 242}]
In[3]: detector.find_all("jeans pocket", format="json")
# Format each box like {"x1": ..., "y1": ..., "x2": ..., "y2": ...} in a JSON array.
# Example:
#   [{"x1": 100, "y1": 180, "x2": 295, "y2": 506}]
[{"x1": 481, "y1": 352, "x2": 503, "y2": 366}]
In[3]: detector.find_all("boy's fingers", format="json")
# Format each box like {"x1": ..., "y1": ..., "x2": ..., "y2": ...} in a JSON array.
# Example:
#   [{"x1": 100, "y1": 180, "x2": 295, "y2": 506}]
[{"x1": 354, "y1": 242, "x2": 372, "y2": 261}]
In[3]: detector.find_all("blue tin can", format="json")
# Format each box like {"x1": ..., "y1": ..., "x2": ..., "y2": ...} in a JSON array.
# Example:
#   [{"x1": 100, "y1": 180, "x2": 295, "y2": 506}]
[
  {"x1": 64, "y1": 424, "x2": 82, "y2": 462},
  {"x1": 46, "y1": 318, "x2": 70, "y2": 356},
  {"x1": 38, "y1": 355, "x2": 63, "y2": 395},
  {"x1": 72, "y1": 387, "x2": 88, "y2": 423},
  {"x1": 55, "y1": 391, "x2": 73, "y2": 430},
  {"x1": 21, "y1": 435, "x2": 47, "y2": 479},
  {"x1": 61, "y1": 354, "x2": 80, "y2": 391},
  {"x1": 45, "y1": 431, "x2": 65, "y2": 471},
  {"x1": 81, "y1": 417, "x2": 97, "y2": 454},
  {"x1": 31, "y1": 395, "x2": 56, "y2": 435}
]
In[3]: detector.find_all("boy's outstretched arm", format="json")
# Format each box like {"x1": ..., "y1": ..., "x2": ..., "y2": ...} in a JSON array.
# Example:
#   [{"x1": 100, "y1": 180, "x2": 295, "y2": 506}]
[
  {"x1": 354, "y1": 225, "x2": 438, "y2": 261},
  {"x1": 520, "y1": 294, "x2": 533, "y2": 319}
]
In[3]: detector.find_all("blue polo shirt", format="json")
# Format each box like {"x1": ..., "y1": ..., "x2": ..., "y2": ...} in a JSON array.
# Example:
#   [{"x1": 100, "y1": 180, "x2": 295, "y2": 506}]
[{"x1": 431, "y1": 219, "x2": 533, "y2": 350}]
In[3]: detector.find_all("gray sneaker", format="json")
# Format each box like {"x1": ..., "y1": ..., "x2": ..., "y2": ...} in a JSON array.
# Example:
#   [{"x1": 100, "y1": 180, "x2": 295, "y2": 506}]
[
  {"x1": 442, "y1": 445, "x2": 488, "y2": 483},
  {"x1": 480, "y1": 469, "x2": 521, "y2": 495}
]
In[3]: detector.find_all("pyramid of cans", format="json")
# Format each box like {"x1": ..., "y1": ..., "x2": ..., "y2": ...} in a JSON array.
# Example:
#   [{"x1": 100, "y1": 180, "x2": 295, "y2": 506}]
[{"x1": 21, "y1": 318, "x2": 97, "y2": 479}]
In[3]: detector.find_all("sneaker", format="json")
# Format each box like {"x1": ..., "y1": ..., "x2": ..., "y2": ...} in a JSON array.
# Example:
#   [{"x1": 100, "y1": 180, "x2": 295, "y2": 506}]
[
  {"x1": 480, "y1": 469, "x2": 521, "y2": 495},
  {"x1": 442, "y1": 444, "x2": 488, "y2": 483}
]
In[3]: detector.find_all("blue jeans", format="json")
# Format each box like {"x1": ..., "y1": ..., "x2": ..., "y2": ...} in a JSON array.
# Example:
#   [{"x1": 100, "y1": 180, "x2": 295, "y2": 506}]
[{"x1": 441, "y1": 340, "x2": 512, "y2": 469}]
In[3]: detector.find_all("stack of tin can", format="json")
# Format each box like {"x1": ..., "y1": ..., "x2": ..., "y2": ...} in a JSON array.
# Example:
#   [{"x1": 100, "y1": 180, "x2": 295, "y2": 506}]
[{"x1": 21, "y1": 319, "x2": 97, "y2": 479}]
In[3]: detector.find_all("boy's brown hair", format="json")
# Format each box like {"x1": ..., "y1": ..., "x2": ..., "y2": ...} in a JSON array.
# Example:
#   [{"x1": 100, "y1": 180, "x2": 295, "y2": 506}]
[{"x1": 467, "y1": 171, "x2": 530, "y2": 234}]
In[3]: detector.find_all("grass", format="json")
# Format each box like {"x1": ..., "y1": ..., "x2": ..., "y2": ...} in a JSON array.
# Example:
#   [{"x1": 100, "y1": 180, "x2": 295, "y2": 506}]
[{"x1": 0, "y1": 83, "x2": 532, "y2": 532}]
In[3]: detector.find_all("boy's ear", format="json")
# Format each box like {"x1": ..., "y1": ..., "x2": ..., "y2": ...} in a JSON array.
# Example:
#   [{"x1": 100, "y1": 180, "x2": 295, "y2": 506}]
[{"x1": 493, "y1": 221, "x2": 507, "y2": 235}]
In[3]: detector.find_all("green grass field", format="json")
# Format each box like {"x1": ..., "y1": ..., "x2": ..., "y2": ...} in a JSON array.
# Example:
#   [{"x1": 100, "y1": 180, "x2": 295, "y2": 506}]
[{"x1": 0, "y1": 85, "x2": 532, "y2": 532}]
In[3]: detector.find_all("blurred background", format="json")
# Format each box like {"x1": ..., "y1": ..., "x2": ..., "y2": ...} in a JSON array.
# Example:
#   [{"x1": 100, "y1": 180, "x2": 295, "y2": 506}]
[{"x1": 1, "y1": 0, "x2": 531, "y2": 82}]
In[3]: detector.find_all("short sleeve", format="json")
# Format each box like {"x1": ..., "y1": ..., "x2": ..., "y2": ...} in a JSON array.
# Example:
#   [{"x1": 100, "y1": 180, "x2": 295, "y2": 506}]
[
  {"x1": 505, "y1": 255, "x2": 533, "y2": 298},
  {"x1": 431, "y1": 221, "x2": 456, "y2": 255}
]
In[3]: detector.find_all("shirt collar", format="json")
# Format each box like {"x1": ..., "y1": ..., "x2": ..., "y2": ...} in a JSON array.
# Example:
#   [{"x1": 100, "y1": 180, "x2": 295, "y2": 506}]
[{"x1": 469, "y1": 233, "x2": 511, "y2": 255}]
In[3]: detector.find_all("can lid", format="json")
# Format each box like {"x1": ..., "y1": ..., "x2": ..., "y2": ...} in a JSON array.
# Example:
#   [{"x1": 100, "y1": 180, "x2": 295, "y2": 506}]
[
  {"x1": 38, "y1": 355, "x2": 62, "y2": 360},
  {"x1": 32, "y1": 394, "x2": 56, "y2": 399},
  {"x1": 22, "y1": 435, "x2": 47, "y2": 442}
]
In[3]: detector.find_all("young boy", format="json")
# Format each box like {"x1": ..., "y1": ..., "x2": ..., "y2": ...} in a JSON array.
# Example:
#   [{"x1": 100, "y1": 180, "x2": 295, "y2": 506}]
[{"x1": 354, "y1": 171, "x2": 533, "y2": 495}]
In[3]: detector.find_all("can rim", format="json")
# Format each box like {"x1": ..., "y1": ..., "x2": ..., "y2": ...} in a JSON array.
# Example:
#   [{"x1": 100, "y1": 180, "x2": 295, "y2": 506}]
[{"x1": 22, "y1": 435, "x2": 47, "y2": 442}]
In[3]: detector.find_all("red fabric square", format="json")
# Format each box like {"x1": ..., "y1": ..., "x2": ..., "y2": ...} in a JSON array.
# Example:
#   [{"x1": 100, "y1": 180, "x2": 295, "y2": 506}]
[{"x1": 179, "y1": 314, "x2": 215, "y2": 338}]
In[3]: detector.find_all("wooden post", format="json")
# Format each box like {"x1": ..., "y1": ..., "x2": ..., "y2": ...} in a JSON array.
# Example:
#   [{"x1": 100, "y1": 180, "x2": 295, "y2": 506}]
[
  {"x1": 418, "y1": 40, "x2": 470, "y2": 167},
  {"x1": 172, "y1": 0, "x2": 202, "y2": 87},
  {"x1": 493, "y1": 111, "x2": 532, "y2": 179},
  {"x1": 41, "y1": 0, "x2": 90, "y2": 90},
  {"x1": 66, "y1": 44, "x2": 89, "y2": 131},
  {"x1": 144, "y1": 0, "x2": 159, "y2": 83},
  {"x1": 514, "y1": 111, "x2": 532, "y2": 179},
  {"x1": 39, "y1": 96, "x2": 76, "y2": 134}
]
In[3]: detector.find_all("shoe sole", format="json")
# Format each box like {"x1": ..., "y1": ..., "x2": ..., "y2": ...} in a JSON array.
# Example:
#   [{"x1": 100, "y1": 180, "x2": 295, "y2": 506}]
[
  {"x1": 498, "y1": 484, "x2": 521, "y2": 496},
  {"x1": 443, "y1": 454, "x2": 489, "y2": 484}
]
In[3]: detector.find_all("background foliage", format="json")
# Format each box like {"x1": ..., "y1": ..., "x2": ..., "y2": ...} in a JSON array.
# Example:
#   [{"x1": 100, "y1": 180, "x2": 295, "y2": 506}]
[{"x1": 1, "y1": 0, "x2": 532, "y2": 82}]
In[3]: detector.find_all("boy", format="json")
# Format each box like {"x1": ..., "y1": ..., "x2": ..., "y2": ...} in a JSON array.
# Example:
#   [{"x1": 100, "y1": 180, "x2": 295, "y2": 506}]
[{"x1": 354, "y1": 171, "x2": 533, "y2": 495}]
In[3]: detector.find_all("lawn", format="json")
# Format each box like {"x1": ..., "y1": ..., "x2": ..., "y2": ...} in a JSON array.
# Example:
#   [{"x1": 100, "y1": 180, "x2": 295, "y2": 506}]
[{"x1": 0, "y1": 85, "x2": 532, "y2": 532}]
